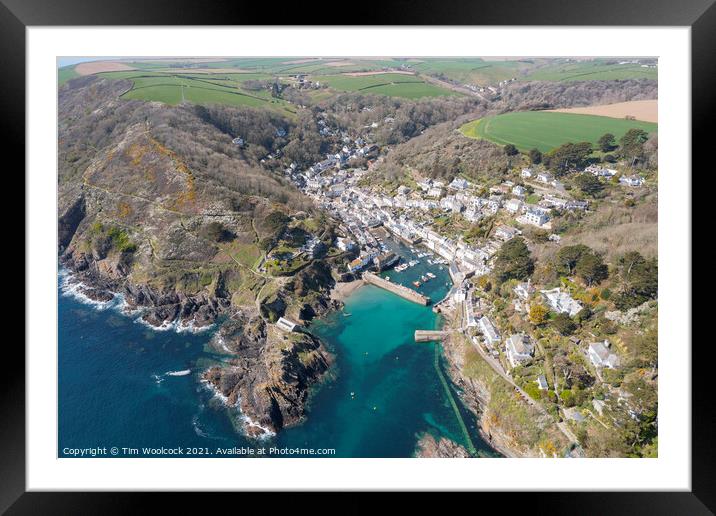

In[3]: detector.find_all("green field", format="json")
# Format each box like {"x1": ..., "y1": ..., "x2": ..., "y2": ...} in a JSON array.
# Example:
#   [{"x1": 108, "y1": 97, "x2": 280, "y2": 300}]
[
  {"x1": 459, "y1": 111, "x2": 658, "y2": 153},
  {"x1": 523, "y1": 61, "x2": 657, "y2": 82},
  {"x1": 96, "y1": 71, "x2": 296, "y2": 114},
  {"x1": 58, "y1": 65, "x2": 79, "y2": 86},
  {"x1": 314, "y1": 73, "x2": 459, "y2": 98},
  {"x1": 409, "y1": 58, "x2": 532, "y2": 86}
]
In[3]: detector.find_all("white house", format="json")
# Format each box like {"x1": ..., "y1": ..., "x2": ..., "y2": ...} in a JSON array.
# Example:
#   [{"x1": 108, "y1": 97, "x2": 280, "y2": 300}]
[
  {"x1": 521, "y1": 206, "x2": 550, "y2": 226},
  {"x1": 478, "y1": 316, "x2": 501, "y2": 347},
  {"x1": 494, "y1": 225, "x2": 520, "y2": 242},
  {"x1": 588, "y1": 340, "x2": 620, "y2": 369},
  {"x1": 541, "y1": 288, "x2": 582, "y2": 317},
  {"x1": 521, "y1": 168, "x2": 534, "y2": 178},
  {"x1": 464, "y1": 207, "x2": 482, "y2": 223},
  {"x1": 512, "y1": 185, "x2": 526, "y2": 197},
  {"x1": 537, "y1": 172, "x2": 554, "y2": 183},
  {"x1": 336, "y1": 237, "x2": 355, "y2": 252},
  {"x1": 449, "y1": 177, "x2": 470, "y2": 190},
  {"x1": 276, "y1": 317, "x2": 299, "y2": 332},
  {"x1": 347, "y1": 252, "x2": 375, "y2": 273},
  {"x1": 592, "y1": 398, "x2": 607, "y2": 416},
  {"x1": 427, "y1": 187, "x2": 443, "y2": 198},
  {"x1": 505, "y1": 198, "x2": 523, "y2": 214},
  {"x1": 464, "y1": 294, "x2": 478, "y2": 328},
  {"x1": 417, "y1": 179, "x2": 432, "y2": 192},
  {"x1": 505, "y1": 334, "x2": 535, "y2": 368},
  {"x1": 620, "y1": 175, "x2": 645, "y2": 187},
  {"x1": 585, "y1": 164, "x2": 617, "y2": 177}
]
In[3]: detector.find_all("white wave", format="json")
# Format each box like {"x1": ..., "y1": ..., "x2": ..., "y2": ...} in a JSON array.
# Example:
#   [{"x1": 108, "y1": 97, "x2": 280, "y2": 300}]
[
  {"x1": 176, "y1": 319, "x2": 215, "y2": 334},
  {"x1": 135, "y1": 317, "x2": 176, "y2": 331},
  {"x1": 200, "y1": 378, "x2": 235, "y2": 406},
  {"x1": 60, "y1": 268, "x2": 217, "y2": 336},
  {"x1": 200, "y1": 372, "x2": 275, "y2": 439},
  {"x1": 239, "y1": 413, "x2": 277, "y2": 440},
  {"x1": 134, "y1": 314, "x2": 214, "y2": 334},
  {"x1": 213, "y1": 333, "x2": 233, "y2": 354},
  {"x1": 59, "y1": 271, "x2": 116, "y2": 310}
]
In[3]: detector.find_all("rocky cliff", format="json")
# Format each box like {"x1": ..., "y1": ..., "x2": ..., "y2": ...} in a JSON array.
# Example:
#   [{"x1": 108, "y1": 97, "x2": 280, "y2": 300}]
[
  {"x1": 58, "y1": 76, "x2": 338, "y2": 436},
  {"x1": 203, "y1": 315, "x2": 333, "y2": 436}
]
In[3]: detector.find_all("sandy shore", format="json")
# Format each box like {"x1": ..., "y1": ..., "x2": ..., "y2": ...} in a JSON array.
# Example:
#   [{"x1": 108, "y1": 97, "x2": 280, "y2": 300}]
[{"x1": 330, "y1": 279, "x2": 365, "y2": 301}]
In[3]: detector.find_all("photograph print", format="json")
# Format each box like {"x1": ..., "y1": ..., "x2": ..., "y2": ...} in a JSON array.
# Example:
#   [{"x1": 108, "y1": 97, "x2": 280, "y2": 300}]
[{"x1": 58, "y1": 56, "x2": 658, "y2": 459}]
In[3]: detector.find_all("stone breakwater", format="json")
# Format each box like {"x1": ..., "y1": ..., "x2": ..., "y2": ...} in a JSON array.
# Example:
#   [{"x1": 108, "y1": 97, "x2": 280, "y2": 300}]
[{"x1": 363, "y1": 272, "x2": 430, "y2": 305}]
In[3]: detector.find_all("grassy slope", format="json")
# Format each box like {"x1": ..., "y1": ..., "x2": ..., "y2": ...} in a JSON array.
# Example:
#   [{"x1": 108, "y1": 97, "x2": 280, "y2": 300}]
[
  {"x1": 459, "y1": 111, "x2": 658, "y2": 153},
  {"x1": 97, "y1": 70, "x2": 294, "y2": 114}
]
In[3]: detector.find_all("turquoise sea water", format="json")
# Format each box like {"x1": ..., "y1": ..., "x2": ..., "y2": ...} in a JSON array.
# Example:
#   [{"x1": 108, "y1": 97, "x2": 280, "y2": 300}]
[{"x1": 58, "y1": 237, "x2": 498, "y2": 458}]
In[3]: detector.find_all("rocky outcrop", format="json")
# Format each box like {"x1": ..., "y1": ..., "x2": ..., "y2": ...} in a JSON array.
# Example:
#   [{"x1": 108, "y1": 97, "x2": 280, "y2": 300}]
[
  {"x1": 415, "y1": 434, "x2": 470, "y2": 458},
  {"x1": 203, "y1": 315, "x2": 333, "y2": 436},
  {"x1": 283, "y1": 260, "x2": 342, "y2": 322},
  {"x1": 58, "y1": 192, "x2": 86, "y2": 251},
  {"x1": 60, "y1": 246, "x2": 231, "y2": 329}
]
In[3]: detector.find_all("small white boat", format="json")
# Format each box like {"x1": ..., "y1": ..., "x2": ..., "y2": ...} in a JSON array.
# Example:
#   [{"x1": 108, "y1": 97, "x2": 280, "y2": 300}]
[{"x1": 166, "y1": 369, "x2": 191, "y2": 377}]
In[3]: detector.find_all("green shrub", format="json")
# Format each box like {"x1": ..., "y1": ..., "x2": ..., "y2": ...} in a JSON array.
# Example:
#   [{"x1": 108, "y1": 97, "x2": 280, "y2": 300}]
[
  {"x1": 560, "y1": 389, "x2": 575, "y2": 407},
  {"x1": 106, "y1": 226, "x2": 137, "y2": 253}
]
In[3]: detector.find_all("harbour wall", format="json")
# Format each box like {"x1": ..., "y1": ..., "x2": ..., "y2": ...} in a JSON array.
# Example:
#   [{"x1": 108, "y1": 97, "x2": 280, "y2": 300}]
[{"x1": 363, "y1": 272, "x2": 430, "y2": 306}]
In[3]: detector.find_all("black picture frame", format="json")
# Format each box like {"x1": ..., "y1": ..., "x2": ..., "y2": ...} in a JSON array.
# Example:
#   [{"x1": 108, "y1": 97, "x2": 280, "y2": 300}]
[{"x1": 6, "y1": 0, "x2": 711, "y2": 512}]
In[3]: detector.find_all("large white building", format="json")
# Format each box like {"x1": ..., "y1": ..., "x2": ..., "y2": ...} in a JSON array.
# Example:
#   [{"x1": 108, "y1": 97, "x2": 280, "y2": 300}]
[
  {"x1": 521, "y1": 206, "x2": 550, "y2": 226},
  {"x1": 586, "y1": 164, "x2": 617, "y2": 177},
  {"x1": 541, "y1": 288, "x2": 583, "y2": 317},
  {"x1": 505, "y1": 334, "x2": 535, "y2": 368}
]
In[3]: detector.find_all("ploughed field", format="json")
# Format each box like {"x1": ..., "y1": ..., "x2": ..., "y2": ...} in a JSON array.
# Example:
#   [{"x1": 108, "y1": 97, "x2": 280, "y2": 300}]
[{"x1": 459, "y1": 111, "x2": 658, "y2": 153}]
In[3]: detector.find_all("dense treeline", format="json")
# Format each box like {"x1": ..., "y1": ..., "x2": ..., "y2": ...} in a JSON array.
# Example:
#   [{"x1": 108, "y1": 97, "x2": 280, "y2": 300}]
[
  {"x1": 494, "y1": 79, "x2": 657, "y2": 112},
  {"x1": 317, "y1": 93, "x2": 485, "y2": 147},
  {"x1": 58, "y1": 77, "x2": 144, "y2": 183},
  {"x1": 374, "y1": 123, "x2": 512, "y2": 184}
]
